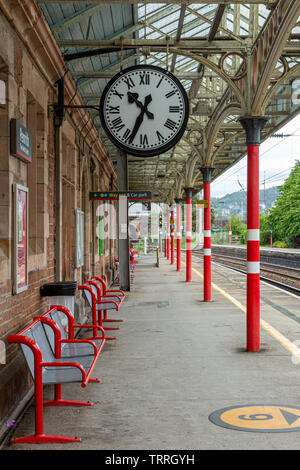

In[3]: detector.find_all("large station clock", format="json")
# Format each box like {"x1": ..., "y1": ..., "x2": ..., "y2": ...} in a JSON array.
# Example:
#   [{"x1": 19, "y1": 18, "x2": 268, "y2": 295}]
[{"x1": 99, "y1": 65, "x2": 189, "y2": 157}]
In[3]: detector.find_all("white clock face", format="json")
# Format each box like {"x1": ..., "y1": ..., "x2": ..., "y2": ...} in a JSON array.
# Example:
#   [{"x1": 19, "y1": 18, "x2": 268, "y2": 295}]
[{"x1": 100, "y1": 65, "x2": 189, "y2": 157}]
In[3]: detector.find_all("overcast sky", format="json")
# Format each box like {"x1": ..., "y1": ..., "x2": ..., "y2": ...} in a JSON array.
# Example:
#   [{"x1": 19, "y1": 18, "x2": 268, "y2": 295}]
[{"x1": 211, "y1": 114, "x2": 300, "y2": 199}]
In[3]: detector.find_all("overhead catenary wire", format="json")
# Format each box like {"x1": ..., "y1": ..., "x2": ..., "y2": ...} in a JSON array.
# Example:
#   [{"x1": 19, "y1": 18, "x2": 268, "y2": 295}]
[{"x1": 212, "y1": 129, "x2": 300, "y2": 190}]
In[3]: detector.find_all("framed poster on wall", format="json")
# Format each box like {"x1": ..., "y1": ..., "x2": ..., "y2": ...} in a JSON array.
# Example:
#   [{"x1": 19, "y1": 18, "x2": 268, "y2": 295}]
[
  {"x1": 13, "y1": 184, "x2": 28, "y2": 294},
  {"x1": 98, "y1": 216, "x2": 103, "y2": 256},
  {"x1": 75, "y1": 210, "x2": 84, "y2": 268}
]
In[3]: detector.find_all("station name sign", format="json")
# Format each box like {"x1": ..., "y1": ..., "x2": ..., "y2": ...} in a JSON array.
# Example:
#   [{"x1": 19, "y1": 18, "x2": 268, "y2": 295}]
[
  {"x1": 90, "y1": 191, "x2": 152, "y2": 201},
  {"x1": 10, "y1": 119, "x2": 32, "y2": 163}
]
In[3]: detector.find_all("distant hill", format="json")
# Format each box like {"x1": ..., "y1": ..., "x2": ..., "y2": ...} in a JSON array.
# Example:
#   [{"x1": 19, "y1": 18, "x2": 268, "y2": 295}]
[{"x1": 211, "y1": 186, "x2": 279, "y2": 221}]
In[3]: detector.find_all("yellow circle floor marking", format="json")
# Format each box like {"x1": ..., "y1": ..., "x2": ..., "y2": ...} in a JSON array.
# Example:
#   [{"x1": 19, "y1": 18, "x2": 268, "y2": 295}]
[{"x1": 209, "y1": 405, "x2": 300, "y2": 433}]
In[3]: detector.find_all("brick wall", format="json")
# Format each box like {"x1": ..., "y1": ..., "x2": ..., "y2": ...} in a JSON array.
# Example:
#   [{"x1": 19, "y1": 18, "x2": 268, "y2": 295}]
[{"x1": 0, "y1": 4, "x2": 118, "y2": 436}]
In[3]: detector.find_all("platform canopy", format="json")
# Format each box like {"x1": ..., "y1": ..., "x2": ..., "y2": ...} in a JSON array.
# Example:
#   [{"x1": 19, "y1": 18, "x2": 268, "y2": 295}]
[{"x1": 38, "y1": 1, "x2": 300, "y2": 203}]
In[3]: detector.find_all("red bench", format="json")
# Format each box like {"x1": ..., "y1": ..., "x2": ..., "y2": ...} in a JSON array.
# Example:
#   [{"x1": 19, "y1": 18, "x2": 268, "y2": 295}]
[
  {"x1": 7, "y1": 307, "x2": 104, "y2": 444},
  {"x1": 81, "y1": 283, "x2": 120, "y2": 340},
  {"x1": 90, "y1": 276, "x2": 125, "y2": 323}
]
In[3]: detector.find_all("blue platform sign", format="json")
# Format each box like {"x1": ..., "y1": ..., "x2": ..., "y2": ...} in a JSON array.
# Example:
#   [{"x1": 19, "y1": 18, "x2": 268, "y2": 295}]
[{"x1": 10, "y1": 119, "x2": 32, "y2": 163}]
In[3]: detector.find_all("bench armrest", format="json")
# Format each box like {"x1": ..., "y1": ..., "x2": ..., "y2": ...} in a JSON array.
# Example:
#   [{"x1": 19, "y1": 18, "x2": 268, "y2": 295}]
[
  {"x1": 60, "y1": 338, "x2": 99, "y2": 355},
  {"x1": 73, "y1": 324, "x2": 106, "y2": 340},
  {"x1": 102, "y1": 294, "x2": 122, "y2": 303},
  {"x1": 41, "y1": 361, "x2": 88, "y2": 387},
  {"x1": 107, "y1": 289, "x2": 125, "y2": 298},
  {"x1": 96, "y1": 299, "x2": 119, "y2": 311}
]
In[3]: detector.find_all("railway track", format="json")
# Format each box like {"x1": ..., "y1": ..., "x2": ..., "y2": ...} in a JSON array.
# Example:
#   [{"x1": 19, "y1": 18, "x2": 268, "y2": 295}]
[{"x1": 191, "y1": 248, "x2": 300, "y2": 297}]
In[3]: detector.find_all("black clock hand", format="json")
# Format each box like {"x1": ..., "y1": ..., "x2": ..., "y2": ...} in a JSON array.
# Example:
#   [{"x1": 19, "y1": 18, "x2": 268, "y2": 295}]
[
  {"x1": 128, "y1": 94, "x2": 153, "y2": 144},
  {"x1": 127, "y1": 92, "x2": 154, "y2": 120}
]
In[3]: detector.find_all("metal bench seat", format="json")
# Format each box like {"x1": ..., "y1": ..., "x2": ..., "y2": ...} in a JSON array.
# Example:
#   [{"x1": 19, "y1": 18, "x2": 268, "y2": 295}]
[
  {"x1": 91, "y1": 276, "x2": 125, "y2": 303},
  {"x1": 7, "y1": 313, "x2": 103, "y2": 444},
  {"x1": 59, "y1": 339, "x2": 103, "y2": 358},
  {"x1": 41, "y1": 355, "x2": 95, "y2": 384},
  {"x1": 85, "y1": 281, "x2": 120, "y2": 312},
  {"x1": 85, "y1": 280, "x2": 123, "y2": 327},
  {"x1": 42, "y1": 306, "x2": 105, "y2": 358},
  {"x1": 80, "y1": 283, "x2": 121, "y2": 340}
]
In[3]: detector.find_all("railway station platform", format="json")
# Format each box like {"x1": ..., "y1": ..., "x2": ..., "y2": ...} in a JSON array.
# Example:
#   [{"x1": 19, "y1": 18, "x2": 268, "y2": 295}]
[{"x1": 3, "y1": 255, "x2": 300, "y2": 451}]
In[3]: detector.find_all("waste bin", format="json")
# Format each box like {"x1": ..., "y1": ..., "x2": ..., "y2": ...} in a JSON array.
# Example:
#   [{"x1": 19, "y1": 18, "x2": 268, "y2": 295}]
[{"x1": 40, "y1": 281, "x2": 77, "y2": 316}]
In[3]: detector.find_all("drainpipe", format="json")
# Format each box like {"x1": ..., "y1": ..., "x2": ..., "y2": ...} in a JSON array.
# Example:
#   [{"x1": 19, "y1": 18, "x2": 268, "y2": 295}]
[{"x1": 54, "y1": 77, "x2": 65, "y2": 281}]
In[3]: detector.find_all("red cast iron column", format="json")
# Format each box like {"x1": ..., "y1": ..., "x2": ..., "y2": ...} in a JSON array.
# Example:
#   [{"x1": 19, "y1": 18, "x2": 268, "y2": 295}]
[
  {"x1": 175, "y1": 199, "x2": 182, "y2": 271},
  {"x1": 167, "y1": 211, "x2": 170, "y2": 260},
  {"x1": 201, "y1": 168, "x2": 214, "y2": 302},
  {"x1": 239, "y1": 116, "x2": 268, "y2": 352},
  {"x1": 170, "y1": 207, "x2": 175, "y2": 265},
  {"x1": 185, "y1": 187, "x2": 193, "y2": 282},
  {"x1": 164, "y1": 210, "x2": 167, "y2": 257}
]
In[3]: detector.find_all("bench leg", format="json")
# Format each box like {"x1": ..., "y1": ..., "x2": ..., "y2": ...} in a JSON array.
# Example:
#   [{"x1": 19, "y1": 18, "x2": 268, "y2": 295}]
[
  {"x1": 10, "y1": 371, "x2": 82, "y2": 444},
  {"x1": 89, "y1": 377, "x2": 101, "y2": 383},
  {"x1": 43, "y1": 384, "x2": 93, "y2": 407},
  {"x1": 103, "y1": 319, "x2": 123, "y2": 322},
  {"x1": 11, "y1": 434, "x2": 81, "y2": 444},
  {"x1": 103, "y1": 309, "x2": 123, "y2": 323},
  {"x1": 44, "y1": 399, "x2": 93, "y2": 407}
]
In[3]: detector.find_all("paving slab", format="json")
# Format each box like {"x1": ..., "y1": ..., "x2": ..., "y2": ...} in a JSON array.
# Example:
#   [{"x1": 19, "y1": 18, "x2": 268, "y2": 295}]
[{"x1": 3, "y1": 256, "x2": 300, "y2": 450}]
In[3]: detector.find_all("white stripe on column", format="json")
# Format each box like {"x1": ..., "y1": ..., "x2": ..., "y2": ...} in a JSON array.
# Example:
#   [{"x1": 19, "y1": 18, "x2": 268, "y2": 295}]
[
  {"x1": 247, "y1": 261, "x2": 260, "y2": 274},
  {"x1": 204, "y1": 249, "x2": 211, "y2": 256},
  {"x1": 204, "y1": 230, "x2": 211, "y2": 237},
  {"x1": 186, "y1": 231, "x2": 192, "y2": 237},
  {"x1": 247, "y1": 229, "x2": 260, "y2": 241},
  {"x1": 177, "y1": 232, "x2": 181, "y2": 237}
]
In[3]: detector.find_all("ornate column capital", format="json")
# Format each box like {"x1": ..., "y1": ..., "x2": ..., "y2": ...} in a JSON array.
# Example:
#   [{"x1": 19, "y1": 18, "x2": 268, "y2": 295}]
[{"x1": 239, "y1": 116, "x2": 268, "y2": 145}]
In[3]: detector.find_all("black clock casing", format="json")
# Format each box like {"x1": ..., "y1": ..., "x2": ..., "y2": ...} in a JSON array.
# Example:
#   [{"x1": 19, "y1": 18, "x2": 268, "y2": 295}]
[{"x1": 99, "y1": 64, "x2": 189, "y2": 157}]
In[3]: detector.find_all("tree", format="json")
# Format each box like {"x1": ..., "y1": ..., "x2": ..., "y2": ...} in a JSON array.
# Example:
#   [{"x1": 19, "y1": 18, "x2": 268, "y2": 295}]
[
  {"x1": 260, "y1": 212, "x2": 272, "y2": 246},
  {"x1": 267, "y1": 161, "x2": 300, "y2": 247},
  {"x1": 224, "y1": 215, "x2": 246, "y2": 235}
]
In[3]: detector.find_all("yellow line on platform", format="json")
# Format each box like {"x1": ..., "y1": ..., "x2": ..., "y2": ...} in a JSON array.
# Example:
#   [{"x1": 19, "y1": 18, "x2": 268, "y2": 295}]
[{"x1": 180, "y1": 260, "x2": 300, "y2": 361}]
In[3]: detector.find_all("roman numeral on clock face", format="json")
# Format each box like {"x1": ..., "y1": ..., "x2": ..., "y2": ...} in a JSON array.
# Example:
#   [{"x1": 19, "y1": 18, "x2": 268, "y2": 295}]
[
  {"x1": 123, "y1": 128, "x2": 131, "y2": 141},
  {"x1": 107, "y1": 105, "x2": 120, "y2": 114},
  {"x1": 140, "y1": 134, "x2": 149, "y2": 146},
  {"x1": 156, "y1": 76, "x2": 164, "y2": 88},
  {"x1": 139, "y1": 72, "x2": 150, "y2": 85},
  {"x1": 156, "y1": 131, "x2": 164, "y2": 142},
  {"x1": 124, "y1": 76, "x2": 135, "y2": 90},
  {"x1": 169, "y1": 106, "x2": 180, "y2": 113},
  {"x1": 112, "y1": 89, "x2": 124, "y2": 99},
  {"x1": 165, "y1": 90, "x2": 176, "y2": 99},
  {"x1": 164, "y1": 119, "x2": 177, "y2": 131},
  {"x1": 111, "y1": 117, "x2": 125, "y2": 132}
]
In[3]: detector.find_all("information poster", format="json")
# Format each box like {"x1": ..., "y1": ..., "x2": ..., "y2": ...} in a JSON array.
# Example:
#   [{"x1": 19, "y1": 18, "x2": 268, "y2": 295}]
[
  {"x1": 99, "y1": 216, "x2": 103, "y2": 256},
  {"x1": 75, "y1": 210, "x2": 84, "y2": 268},
  {"x1": 13, "y1": 184, "x2": 28, "y2": 294}
]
